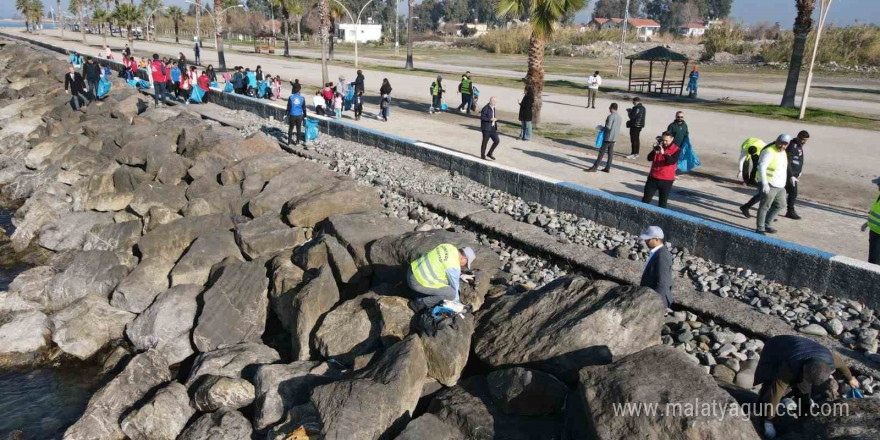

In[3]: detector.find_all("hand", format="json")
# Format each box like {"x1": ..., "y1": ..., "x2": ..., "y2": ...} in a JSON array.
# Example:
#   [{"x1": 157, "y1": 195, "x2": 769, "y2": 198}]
[
  {"x1": 791, "y1": 176, "x2": 798, "y2": 185},
  {"x1": 491, "y1": 118, "x2": 497, "y2": 122},
  {"x1": 737, "y1": 171, "x2": 743, "y2": 180},
  {"x1": 850, "y1": 377, "x2": 861, "y2": 389},
  {"x1": 762, "y1": 183, "x2": 770, "y2": 194},
  {"x1": 460, "y1": 274, "x2": 475, "y2": 283},
  {"x1": 863, "y1": 222, "x2": 869, "y2": 232},
  {"x1": 764, "y1": 421, "x2": 777, "y2": 439}
]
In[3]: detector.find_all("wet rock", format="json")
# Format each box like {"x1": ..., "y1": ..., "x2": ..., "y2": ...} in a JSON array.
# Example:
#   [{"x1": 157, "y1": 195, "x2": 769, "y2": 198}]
[
  {"x1": 120, "y1": 382, "x2": 195, "y2": 440},
  {"x1": 125, "y1": 284, "x2": 202, "y2": 364},
  {"x1": 0, "y1": 310, "x2": 51, "y2": 366},
  {"x1": 51, "y1": 295, "x2": 136, "y2": 360},
  {"x1": 192, "y1": 375, "x2": 256, "y2": 412}
]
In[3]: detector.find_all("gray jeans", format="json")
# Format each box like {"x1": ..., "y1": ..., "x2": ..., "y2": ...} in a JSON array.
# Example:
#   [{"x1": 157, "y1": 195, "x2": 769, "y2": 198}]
[
  {"x1": 406, "y1": 269, "x2": 456, "y2": 308},
  {"x1": 757, "y1": 186, "x2": 786, "y2": 231},
  {"x1": 587, "y1": 88, "x2": 598, "y2": 107}
]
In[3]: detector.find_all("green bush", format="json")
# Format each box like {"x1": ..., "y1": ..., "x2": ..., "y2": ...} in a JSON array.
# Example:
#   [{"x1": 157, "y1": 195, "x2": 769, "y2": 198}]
[
  {"x1": 702, "y1": 23, "x2": 753, "y2": 60},
  {"x1": 761, "y1": 25, "x2": 880, "y2": 67},
  {"x1": 474, "y1": 26, "x2": 636, "y2": 55}
]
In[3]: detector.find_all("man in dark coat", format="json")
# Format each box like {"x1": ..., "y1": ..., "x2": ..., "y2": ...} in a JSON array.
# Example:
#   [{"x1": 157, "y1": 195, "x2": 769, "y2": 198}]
[
  {"x1": 479, "y1": 96, "x2": 500, "y2": 160},
  {"x1": 638, "y1": 226, "x2": 673, "y2": 307},
  {"x1": 353, "y1": 69, "x2": 365, "y2": 94},
  {"x1": 64, "y1": 65, "x2": 89, "y2": 110},
  {"x1": 82, "y1": 57, "x2": 101, "y2": 101},
  {"x1": 754, "y1": 335, "x2": 859, "y2": 439},
  {"x1": 666, "y1": 110, "x2": 688, "y2": 148},
  {"x1": 626, "y1": 97, "x2": 646, "y2": 159}
]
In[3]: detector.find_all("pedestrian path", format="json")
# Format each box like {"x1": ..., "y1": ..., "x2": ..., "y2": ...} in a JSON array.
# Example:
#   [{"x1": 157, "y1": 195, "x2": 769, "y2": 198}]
[{"x1": 18, "y1": 30, "x2": 872, "y2": 259}]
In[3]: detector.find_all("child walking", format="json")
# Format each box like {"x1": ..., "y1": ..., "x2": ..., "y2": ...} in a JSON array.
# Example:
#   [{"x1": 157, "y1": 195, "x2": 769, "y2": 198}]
[
  {"x1": 333, "y1": 92, "x2": 343, "y2": 119},
  {"x1": 354, "y1": 90, "x2": 364, "y2": 121}
]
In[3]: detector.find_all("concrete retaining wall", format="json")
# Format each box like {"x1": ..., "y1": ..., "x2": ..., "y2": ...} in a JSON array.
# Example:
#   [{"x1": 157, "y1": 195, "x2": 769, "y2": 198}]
[{"x1": 5, "y1": 31, "x2": 878, "y2": 310}]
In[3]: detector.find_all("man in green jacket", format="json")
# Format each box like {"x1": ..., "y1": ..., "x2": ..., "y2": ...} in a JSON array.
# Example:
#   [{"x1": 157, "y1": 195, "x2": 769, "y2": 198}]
[
  {"x1": 666, "y1": 111, "x2": 689, "y2": 148},
  {"x1": 457, "y1": 72, "x2": 473, "y2": 115}
]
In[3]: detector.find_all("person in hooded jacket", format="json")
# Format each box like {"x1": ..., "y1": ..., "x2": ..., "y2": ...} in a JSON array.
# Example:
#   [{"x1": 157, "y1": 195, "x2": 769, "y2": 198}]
[{"x1": 517, "y1": 86, "x2": 534, "y2": 141}]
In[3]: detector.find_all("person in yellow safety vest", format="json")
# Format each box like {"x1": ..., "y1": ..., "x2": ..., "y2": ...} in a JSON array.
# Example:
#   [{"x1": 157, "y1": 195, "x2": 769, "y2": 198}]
[
  {"x1": 407, "y1": 244, "x2": 476, "y2": 312},
  {"x1": 737, "y1": 137, "x2": 766, "y2": 186},
  {"x1": 861, "y1": 176, "x2": 880, "y2": 265},
  {"x1": 429, "y1": 75, "x2": 445, "y2": 114},
  {"x1": 739, "y1": 134, "x2": 790, "y2": 221}
]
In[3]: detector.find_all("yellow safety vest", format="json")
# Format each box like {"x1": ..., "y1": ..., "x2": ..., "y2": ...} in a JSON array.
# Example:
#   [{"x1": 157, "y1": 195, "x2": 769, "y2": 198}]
[
  {"x1": 411, "y1": 243, "x2": 459, "y2": 289},
  {"x1": 869, "y1": 194, "x2": 880, "y2": 235},
  {"x1": 741, "y1": 138, "x2": 765, "y2": 161},
  {"x1": 757, "y1": 146, "x2": 785, "y2": 183}
]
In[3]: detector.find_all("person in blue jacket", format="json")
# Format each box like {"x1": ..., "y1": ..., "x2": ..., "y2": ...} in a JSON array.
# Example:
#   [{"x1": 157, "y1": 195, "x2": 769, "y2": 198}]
[
  {"x1": 170, "y1": 62, "x2": 181, "y2": 98},
  {"x1": 285, "y1": 83, "x2": 308, "y2": 147}
]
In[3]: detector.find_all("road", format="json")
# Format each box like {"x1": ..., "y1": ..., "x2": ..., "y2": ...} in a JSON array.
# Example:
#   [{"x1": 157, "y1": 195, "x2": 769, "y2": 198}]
[{"x1": 15, "y1": 29, "x2": 876, "y2": 260}]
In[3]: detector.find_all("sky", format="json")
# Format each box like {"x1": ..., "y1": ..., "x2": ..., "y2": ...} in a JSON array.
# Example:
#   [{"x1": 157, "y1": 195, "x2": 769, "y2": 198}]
[{"x1": 4, "y1": 0, "x2": 880, "y2": 27}]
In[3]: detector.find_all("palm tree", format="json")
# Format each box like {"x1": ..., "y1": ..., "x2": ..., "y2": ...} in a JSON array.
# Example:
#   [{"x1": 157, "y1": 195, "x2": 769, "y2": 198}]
[
  {"x1": 167, "y1": 6, "x2": 184, "y2": 43},
  {"x1": 269, "y1": 0, "x2": 303, "y2": 57},
  {"x1": 93, "y1": 7, "x2": 110, "y2": 45},
  {"x1": 113, "y1": 2, "x2": 142, "y2": 47},
  {"x1": 780, "y1": 0, "x2": 815, "y2": 108},
  {"x1": 404, "y1": 0, "x2": 413, "y2": 69},
  {"x1": 16, "y1": 0, "x2": 33, "y2": 32},
  {"x1": 28, "y1": 0, "x2": 45, "y2": 32},
  {"x1": 141, "y1": 0, "x2": 163, "y2": 42},
  {"x1": 68, "y1": 0, "x2": 87, "y2": 43},
  {"x1": 319, "y1": 0, "x2": 329, "y2": 84},
  {"x1": 326, "y1": 0, "x2": 344, "y2": 61},
  {"x1": 215, "y1": 0, "x2": 228, "y2": 69},
  {"x1": 497, "y1": 0, "x2": 585, "y2": 124}
]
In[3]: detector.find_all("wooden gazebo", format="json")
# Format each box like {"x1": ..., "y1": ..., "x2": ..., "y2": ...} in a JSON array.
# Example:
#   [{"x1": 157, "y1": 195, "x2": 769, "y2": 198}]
[{"x1": 626, "y1": 46, "x2": 692, "y2": 96}]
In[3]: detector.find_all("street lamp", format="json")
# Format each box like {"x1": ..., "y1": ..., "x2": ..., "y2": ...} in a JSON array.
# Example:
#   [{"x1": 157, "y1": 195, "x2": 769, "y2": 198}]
[
  {"x1": 615, "y1": 0, "x2": 630, "y2": 77},
  {"x1": 186, "y1": 0, "x2": 243, "y2": 67},
  {"x1": 798, "y1": 0, "x2": 834, "y2": 120},
  {"x1": 146, "y1": 6, "x2": 168, "y2": 43},
  {"x1": 331, "y1": 0, "x2": 374, "y2": 68}
]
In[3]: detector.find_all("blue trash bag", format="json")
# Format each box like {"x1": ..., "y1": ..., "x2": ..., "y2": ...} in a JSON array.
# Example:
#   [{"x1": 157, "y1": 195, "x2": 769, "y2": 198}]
[
  {"x1": 594, "y1": 130, "x2": 605, "y2": 149},
  {"x1": 344, "y1": 86, "x2": 354, "y2": 111},
  {"x1": 246, "y1": 71, "x2": 257, "y2": 88},
  {"x1": 305, "y1": 118, "x2": 319, "y2": 141},
  {"x1": 223, "y1": 82, "x2": 234, "y2": 93},
  {"x1": 209, "y1": 81, "x2": 219, "y2": 89},
  {"x1": 441, "y1": 102, "x2": 448, "y2": 111},
  {"x1": 258, "y1": 81, "x2": 270, "y2": 98},
  {"x1": 96, "y1": 77, "x2": 112, "y2": 99},
  {"x1": 189, "y1": 86, "x2": 205, "y2": 104},
  {"x1": 127, "y1": 78, "x2": 150, "y2": 89},
  {"x1": 677, "y1": 136, "x2": 701, "y2": 173},
  {"x1": 846, "y1": 388, "x2": 864, "y2": 399}
]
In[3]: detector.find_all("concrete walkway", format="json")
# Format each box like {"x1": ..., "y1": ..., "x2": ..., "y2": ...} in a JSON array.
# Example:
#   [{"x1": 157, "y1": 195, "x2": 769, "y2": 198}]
[{"x1": 18, "y1": 29, "x2": 874, "y2": 260}]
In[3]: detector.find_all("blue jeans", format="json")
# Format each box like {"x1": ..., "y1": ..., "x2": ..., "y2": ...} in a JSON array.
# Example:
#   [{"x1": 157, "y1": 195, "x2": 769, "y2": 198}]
[
  {"x1": 458, "y1": 93, "x2": 472, "y2": 112},
  {"x1": 520, "y1": 121, "x2": 532, "y2": 140}
]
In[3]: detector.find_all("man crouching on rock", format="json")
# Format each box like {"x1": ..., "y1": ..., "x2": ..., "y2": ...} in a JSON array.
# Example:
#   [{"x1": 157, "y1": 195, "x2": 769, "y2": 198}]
[
  {"x1": 754, "y1": 335, "x2": 859, "y2": 439},
  {"x1": 407, "y1": 244, "x2": 476, "y2": 312}
]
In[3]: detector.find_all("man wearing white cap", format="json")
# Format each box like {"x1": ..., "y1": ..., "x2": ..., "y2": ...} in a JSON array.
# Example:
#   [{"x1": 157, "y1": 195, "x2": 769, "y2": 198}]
[
  {"x1": 408, "y1": 244, "x2": 476, "y2": 311},
  {"x1": 861, "y1": 176, "x2": 880, "y2": 265},
  {"x1": 639, "y1": 226, "x2": 673, "y2": 307}
]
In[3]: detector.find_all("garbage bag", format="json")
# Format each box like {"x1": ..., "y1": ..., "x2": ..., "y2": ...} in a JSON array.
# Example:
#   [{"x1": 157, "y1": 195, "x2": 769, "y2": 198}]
[
  {"x1": 594, "y1": 130, "x2": 605, "y2": 149},
  {"x1": 305, "y1": 118, "x2": 319, "y2": 141},
  {"x1": 344, "y1": 86, "x2": 354, "y2": 111},
  {"x1": 96, "y1": 77, "x2": 112, "y2": 98},
  {"x1": 677, "y1": 136, "x2": 701, "y2": 173},
  {"x1": 223, "y1": 82, "x2": 234, "y2": 93},
  {"x1": 127, "y1": 78, "x2": 150, "y2": 89},
  {"x1": 189, "y1": 86, "x2": 205, "y2": 104},
  {"x1": 258, "y1": 81, "x2": 270, "y2": 98},
  {"x1": 209, "y1": 81, "x2": 219, "y2": 88}
]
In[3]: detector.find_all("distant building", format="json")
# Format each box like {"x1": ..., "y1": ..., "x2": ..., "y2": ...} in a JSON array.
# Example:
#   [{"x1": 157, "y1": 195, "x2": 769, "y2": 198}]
[
  {"x1": 678, "y1": 22, "x2": 706, "y2": 38},
  {"x1": 589, "y1": 17, "x2": 625, "y2": 30},
  {"x1": 705, "y1": 18, "x2": 725, "y2": 29},
  {"x1": 336, "y1": 23, "x2": 382, "y2": 43},
  {"x1": 627, "y1": 18, "x2": 661, "y2": 41}
]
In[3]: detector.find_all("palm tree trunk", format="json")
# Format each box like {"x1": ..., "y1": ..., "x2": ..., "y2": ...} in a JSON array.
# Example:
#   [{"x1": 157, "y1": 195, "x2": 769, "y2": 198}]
[
  {"x1": 296, "y1": 16, "x2": 301, "y2": 42},
  {"x1": 103, "y1": 23, "x2": 108, "y2": 45},
  {"x1": 405, "y1": 0, "x2": 413, "y2": 69},
  {"x1": 174, "y1": 22, "x2": 179, "y2": 43},
  {"x1": 215, "y1": 0, "x2": 227, "y2": 69},
  {"x1": 320, "y1": 0, "x2": 329, "y2": 84},
  {"x1": 781, "y1": 0, "x2": 815, "y2": 108},
  {"x1": 58, "y1": 0, "x2": 64, "y2": 38},
  {"x1": 283, "y1": 15, "x2": 290, "y2": 57},
  {"x1": 526, "y1": 32, "x2": 545, "y2": 125},
  {"x1": 329, "y1": 16, "x2": 335, "y2": 61}
]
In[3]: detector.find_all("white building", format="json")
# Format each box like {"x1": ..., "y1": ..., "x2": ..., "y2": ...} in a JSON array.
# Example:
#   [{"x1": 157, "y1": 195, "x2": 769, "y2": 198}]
[
  {"x1": 628, "y1": 18, "x2": 661, "y2": 41},
  {"x1": 336, "y1": 23, "x2": 382, "y2": 43},
  {"x1": 678, "y1": 23, "x2": 706, "y2": 38}
]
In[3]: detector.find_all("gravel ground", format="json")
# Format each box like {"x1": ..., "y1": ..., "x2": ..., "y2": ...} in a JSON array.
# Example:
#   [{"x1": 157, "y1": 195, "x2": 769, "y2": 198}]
[{"x1": 233, "y1": 110, "x2": 880, "y2": 395}]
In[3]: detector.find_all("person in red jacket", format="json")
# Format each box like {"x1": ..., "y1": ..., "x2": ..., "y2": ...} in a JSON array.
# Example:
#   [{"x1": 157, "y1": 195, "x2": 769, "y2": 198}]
[
  {"x1": 641, "y1": 131, "x2": 682, "y2": 208},
  {"x1": 149, "y1": 53, "x2": 169, "y2": 107},
  {"x1": 198, "y1": 71, "x2": 210, "y2": 92}
]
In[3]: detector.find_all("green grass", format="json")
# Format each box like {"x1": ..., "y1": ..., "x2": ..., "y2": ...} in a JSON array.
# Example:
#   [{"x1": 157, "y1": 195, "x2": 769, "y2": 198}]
[{"x1": 696, "y1": 103, "x2": 880, "y2": 131}]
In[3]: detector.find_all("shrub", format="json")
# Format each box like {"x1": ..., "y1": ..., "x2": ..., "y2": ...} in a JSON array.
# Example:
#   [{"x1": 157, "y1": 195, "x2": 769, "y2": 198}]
[
  {"x1": 474, "y1": 26, "x2": 637, "y2": 55},
  {"x1": 761, "y1": 25, "x2": 880, "y2": 67},
  {"x1": 702, "y1": 23, "x2": 753, "y2": 60}
]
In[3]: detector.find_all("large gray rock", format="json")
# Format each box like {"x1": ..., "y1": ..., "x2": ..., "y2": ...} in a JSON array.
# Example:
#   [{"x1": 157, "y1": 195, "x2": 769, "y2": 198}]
[
  {"x1": 368, "y1": 230, "x2": 500, "y2": 310},
  {"x1": 51, "y1": 295, "x2": 136, "y2": 360},
  {"x1": 156, "y1": 154, "x2": 191, "y2": 186},
  {"x1": 271, "y1": 335, "x2": 428, "y2": 440},
  {"x1": 138, "y1": 214, "x2": 234, "y2": 262},
  {"x1": 421, "y1": 313, "x2": 474, "y2": 387},
  {"x1": 314, "y1": 293, "x2": 382, "y2": 367},
  {"x1": 219, "y1": 152, "x2": 301, "y2": 185},
  {"x1": 192, "y1": 375, "x2": 256, "y2": 412},
  {"x1": 283, "y1": 180, "x2": 382, "y2": 228},
  {"x1": 427, "y1": 376, "x2": 563, "y2": 440},
  {"x1": 82, "y1": 220, "x2": 141, "y2": 254},
  {"x1": 277, "y1": 266, "x2": 340, "y2": 360},
  {"x1": 192, "y1": 258, "x2": 269, "y2": 352},
  {"x1": 473, "y1": 277, "x2": 665, "y2": 381},
  {"x1": 234, "y1": 215, "x2": 307, "y2": 260},
  {"x1": 62, "y1": 350, "x2": 171, "y2": 440},
  {"x1": 0, "y1": 310, "x2": 51, "y2": 366},
  {"x1": 110, "y1": 257, "x2": 174, "y2": 314},
  {"x1": 125, "y1": 284, "x2": 202, "y2": 364},
  {"x1": 170, "y1": 232, "x2": 244, "y2": 286},
  {"x1": 144, "y1": 205, "x2": 183, "y2": 233},
  {"x1": 40, "y1": 250, "x2": 131, "y2": 312},
  {"x1": 377, "y1": 295, "x2": 415, "y2": 347},
  {"x1": 120, "y1": 382, "x2": 195, "y2": 440},
  {"x1": 253, "y1": 361, "x2": 340, "y2": 430},
  {"x1": 269, "y1": 251, "x2": 304, "y2": 299},
  {"x1": 487, "y1": 367, "x2": 568, "y2": 416},
  {"x1": 187, "y1": 342, "x2": 281, "y2": 385},
  {"x1": 39, "y1": 211, "x2": 114, "y2": 251},
  {"x1": 321, "y1": 212, "x2": 413, "y2": 268},
  {"x1": 177, "y1": 409, "x2": 253, "y2": 440},
  {"x1": 784, "y1": 398, "x2": 880, "y2": 439},
  {"x1": 294, "y1": 234, "x2": 362, "y2": 293},
  {"x1": 9, "y1": 189, "x2": 70, "y2": 251},
  {"x1": 394, "y1": 414, "x2": 465, "y2": 440},
  {"x1": 182, "y1": 184, "x2": 244, "y2": 217},
  {"x1": 128, "y1": 182, "x2": 188, "y2": 216},
  {"x1": 577, "y1": 345, "x2": 761, "y2": 440},
  {"x1": 112, "y1": 165, "x2": 151, "y2": 193},
  {"x1": 246, "y1": 161, "x2": 342, "y2": 218},
  {"x1": 7, "y1": 265, "x2": 55, "y2": 305}
]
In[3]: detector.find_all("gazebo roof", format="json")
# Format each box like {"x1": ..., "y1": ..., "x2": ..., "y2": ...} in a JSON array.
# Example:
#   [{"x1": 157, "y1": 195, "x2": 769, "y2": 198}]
[{"x1": 626, "y1": 46, "x2": 691, "y2": 62}]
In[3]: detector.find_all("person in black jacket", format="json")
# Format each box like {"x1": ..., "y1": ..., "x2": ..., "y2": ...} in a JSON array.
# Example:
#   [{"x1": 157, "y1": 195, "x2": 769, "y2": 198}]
[
  {"x1": 626, "y1": 97, "x2": 646, "y2": 159},
  {"x1": 354, "y1": 69, "x2": 365, "y2": 94},
  {"x1": 82, "y1": 57, "x2": 101, "y2": 101},
  {"x1": 755, "y1": 335, "x2": 858, "y2": 439},
  {"x1": 517, "y1": 86, "x2": 533, "y2": 141},
  {"x1": 64, "y1": 65, "x2": 89, "y2": 110},
  {"x1": 638, "y1": 226, "x2": 673, "y2": 307},
  {"x1": 479, "y1": 97, "x2": 500, "y2": 160},
  {"x1": 785, "y1": 130, "x2": 809, "y2": 220},
  {"x1": 232, "y1": 67, "x2": 245, "y2": 94}
]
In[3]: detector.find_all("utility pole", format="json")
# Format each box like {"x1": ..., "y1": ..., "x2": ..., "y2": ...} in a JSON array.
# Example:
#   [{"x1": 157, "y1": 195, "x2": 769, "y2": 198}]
[
  {"x1": 616, "y1": 0, "x2": 630, "y2": 77},
  {"x1": 196, "y1": 0, "x2": 201, "y2": 47},
  {"x1": 394, "y1": 0, "x2": 399, "y2": 55},
  {"x1": 798, "y1": 0, "x2": 833, "y2": 120}
]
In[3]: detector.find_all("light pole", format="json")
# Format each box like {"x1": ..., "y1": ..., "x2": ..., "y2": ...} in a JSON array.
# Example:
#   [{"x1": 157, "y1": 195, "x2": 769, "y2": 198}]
[
  {"x1": 186, "y1": 0, "x2": 243, "y2": 68},
  {"x1": 394, "y1": 0, "x2": 399, "y2": 55},
  {"x1": 195, "y1": 0, "x2": 201, "y2": 47},
  {"x1": 798, "y1": 0, "x2": 833, "y2": 120},
  {"x1": 331, "y1": 0, "x2": 374, "y2": 67},
  {"x1": 146, "y1": 7, "x2": 168, "y2": 43},
  {"x1": 615, "y1": 0, "x2": 630, "y2": 77}
]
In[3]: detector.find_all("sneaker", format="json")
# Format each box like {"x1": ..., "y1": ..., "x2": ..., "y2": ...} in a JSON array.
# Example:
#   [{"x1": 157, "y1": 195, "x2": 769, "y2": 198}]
[
  {"x1": 626, "y1": 154, "x2": 638, "y2": 159},
  {"x1": 487, "y1": 154, "x2": 496, "y2": 161},
  {"x1": 408, "y1": 299, "x2": 426, "y2": 314},
  {"x1": 459, "y1": 108, "x2": 465, "y2": 113},
  {"x1": 755, "y1": 229, "x2": 766, "y2": 235},
  {"x1": 739, "y1": 205, "x2": 751, "y2": 219},
  {"x1": 585, "y1": 168, "x2": 598, "y2": 173},
  {"x1": 785, "y1": 210, "x2": 802, "y2": 220},
  {"x1": 765, "y1": 227, "x2": 777, "y2": 234},
  {"x1": 601, "y1": 168, "x2": 611, "y2": 173}
]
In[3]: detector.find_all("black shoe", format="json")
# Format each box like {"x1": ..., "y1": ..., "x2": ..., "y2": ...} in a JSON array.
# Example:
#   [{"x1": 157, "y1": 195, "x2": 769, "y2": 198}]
[
  {"x1": 601, "y1": 168, "x2": 610, "y2": 173},
  {"x1": 487, "y1": 154, "x2": 496, "y2": 160},
  {"x1": 408, "y1": 299, "x2": 426, "y2": 314},
  {"x1": 592, "y1": 106, "x2": 596, "y2": 109},
  {"x1": 481, "y1": 155, "x2": 487, "y2": 160},
  {"x1": 765, "y1": 227, "x2": 777, "y2": 234},
  {"x1": 785, "y1": 210, "x2": 801, "y2": 220},
  {"x1": 739, "y1": 205, "x2": 751, "y2": 219},
  {"x1": 756, "y1": 229, "x2": 766, "y2": 235},
  {"x1": 585, "y1": 167, "x2": 598, "y2": 173}
]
